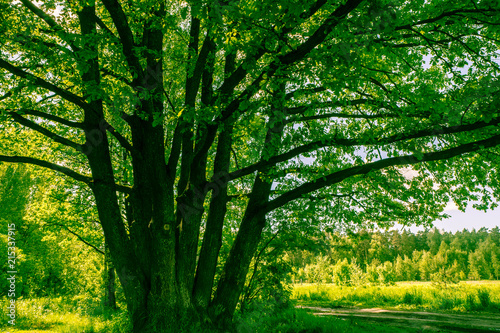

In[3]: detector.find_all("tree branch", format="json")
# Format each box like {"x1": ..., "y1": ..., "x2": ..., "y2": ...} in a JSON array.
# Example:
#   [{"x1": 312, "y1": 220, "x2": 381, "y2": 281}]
[
  {"x1": 20, "y1": 0, "x2": 80, "y2": 52},
  {"x1": 285, "y1": 86, "x2": 327, "y2": 101},
  {"x1": 395, "y1": 8, "x2": 499, "y2": 31},
  {"x1": 0, "y1": 155, "x2": 133, "y2": 194},
  {"x1": 218, "y1": 0, "x2": 364, "y2": 122},
  {"x1": 102, "y1": 120, "x2": 135, "y2": 153},
  {"x1": 0, "y1": 155, "x2": 92, "y2": 184},
  {"x1": 227, "y1": 115, "x2": 500, "y2": 181},
  {"x1": 0, "y1": 58, "x2": 86, "y2": 108},
  {"x1": 48, "y1": 222, "x2": 104, "y2": 255},
  {"x1": 100, "y1": 0, "x2": 144, "y2": 80},
  {"x1": 20, "y1": 0, "x2": 62, "y2": 31},
  {"x1": 279, "y1": 0, "x2": 364, "y2": 66},
  {"x1": 94, "y1": 13, "x2": 119, "y2": 40},
  {"x1": 8, "y1": 112, "x2": 83, "y2": 151},
  {"x1": 0, "y1": 91, "x2": 12, "y2": 101},
  {"x1": 265, "y1": 133, "x2": 500, "y2": 212},
  {"x1": 101, "y1": 67, "x2": 133, "y2": 86},
  {"x1": 9, "y1": 109, "x2": 84, "y2": 128}
]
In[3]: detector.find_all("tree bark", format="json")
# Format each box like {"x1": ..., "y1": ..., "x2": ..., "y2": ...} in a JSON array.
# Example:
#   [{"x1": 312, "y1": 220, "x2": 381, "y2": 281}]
[
  {"x1": 210, "y1": 88, "x2": 286, "y2": 327},
  {"x1": 103, "y1": 242, "x2": 117, "y2": 310}
]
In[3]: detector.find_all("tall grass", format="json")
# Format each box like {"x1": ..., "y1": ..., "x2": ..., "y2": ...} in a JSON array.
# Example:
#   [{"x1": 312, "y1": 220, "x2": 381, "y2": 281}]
[
  {"x1": 1, "y1": 296, "x2": 411, "y2": 333},
  {"x1": 292, "y1": 281, "x2": 500, "y2": 313},
  {"x1": 0, "y1": 296, "x2": 131, "y2": 333}
]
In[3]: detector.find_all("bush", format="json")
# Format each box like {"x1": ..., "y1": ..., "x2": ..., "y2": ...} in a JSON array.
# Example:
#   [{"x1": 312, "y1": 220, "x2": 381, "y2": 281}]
[
  {"x1": 402, "y1": 289, "x2": 423, "y2": 306},
  {"x1": 376, "y1": 262, "x2": 396, "y2": 285},
  {"x1": 236, "y1": 307, "x2": 352, "y2": 333},
  {"x1": 332, "y1": 259, "x2": 365, "y2": 286},
  {"x1": 477, "y1": 288, "x2": 490, "y2": 309}
]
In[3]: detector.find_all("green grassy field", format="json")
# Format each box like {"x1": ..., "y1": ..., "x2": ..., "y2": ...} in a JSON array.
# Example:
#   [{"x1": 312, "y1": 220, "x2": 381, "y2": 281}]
[
  {"x1": 0, "y1": 296, "x2": 131, "y2": 333},
  {"x1": 292, "y1": 280, "x2": 500, "y2": 312}
]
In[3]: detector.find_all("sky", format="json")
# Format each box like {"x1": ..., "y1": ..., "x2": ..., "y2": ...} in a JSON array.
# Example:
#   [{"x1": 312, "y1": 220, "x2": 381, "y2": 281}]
[
  {"x1": 427, "y1": 204, "x2": 499, "y2": 233},
  {"x1": 400, "y1": 201, "x2": 500, "y2": 233}
]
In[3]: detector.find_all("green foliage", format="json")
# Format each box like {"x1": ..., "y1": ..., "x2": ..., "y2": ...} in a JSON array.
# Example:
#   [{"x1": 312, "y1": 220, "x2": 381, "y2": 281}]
[
  {"x1": 288, "y1": 228, "x2": 500, "y2": 285},
  {"x1": 402, "y1": 289, "x2": 423, "y2": 306},
  {"x1": 0, "y1": 296, "x2": 129, "y2": 333},
  {"x1": 0, "y1": 164, "x2": 104, "y2": 299}
]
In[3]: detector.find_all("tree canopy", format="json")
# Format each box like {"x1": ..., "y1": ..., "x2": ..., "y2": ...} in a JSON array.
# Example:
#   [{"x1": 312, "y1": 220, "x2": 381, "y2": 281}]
[{"x1": 1, "y1": 0, "x2": 500, "y2": 332}]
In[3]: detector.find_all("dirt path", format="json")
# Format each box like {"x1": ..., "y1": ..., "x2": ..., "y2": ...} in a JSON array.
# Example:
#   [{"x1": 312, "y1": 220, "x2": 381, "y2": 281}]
[{"x1": 298, "y1": 306, "x2": 500, "y2": 332}]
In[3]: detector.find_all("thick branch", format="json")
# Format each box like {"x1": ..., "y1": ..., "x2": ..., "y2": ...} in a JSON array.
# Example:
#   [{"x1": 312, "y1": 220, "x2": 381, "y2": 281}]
[
  {"x1": 212, "y1": 0, "x2": 330, "y2": 99},
  {"x1": 219, "y1": 0, "x2": 363, "y2": 122},
  {"x1": 102, "y1": 120, "x2": 135, "y2": 153},
  {"x1": 228, "y1": 114, "x2": 500, "y2": 181},
  {"x1": 0, "y1": 155, "x2": 132, "y2": 193},
  {"x1": 265, "y1": 133, "x2": 500, "y2": 212},
  {"x1": 0, "y1": 91, "x2": 13, "y2": 101},
  {"x1": 0, "y1": 155, "x2": 92, "y2": 184},
  {"x1": 279, "y1": 0, "x2": 364, "y2": 65},
  {"x1": 20, "y1": 0, "x2": 80, "y2": 52},
  {"x1": 9, "y1": 112, "x2": 83, "y2": 150},
  {"x1": 100, "y1": 0, "x2": 143, "y2": 80},
  {"x1": 20, "y1": 0, "x2": 59, "y2": 29},
  {"x1": 10, "y1": 109, "x2": 84, "y2": 128},
  {"x1": 94, "y1": 13, "x2": 118, "y2": 39},
  {"x1": 0, "y1": 58, "x2": 86, "y2": 108}
]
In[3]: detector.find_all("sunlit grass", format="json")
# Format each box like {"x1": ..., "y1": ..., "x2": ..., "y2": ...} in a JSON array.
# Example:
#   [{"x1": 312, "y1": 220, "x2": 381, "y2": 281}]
[
  {"x1": 0, "y1": 297, "x2": 131, "y2": 333},
  {"x1": 292, "y1": 280, "x2": 500, "y2": 313}
]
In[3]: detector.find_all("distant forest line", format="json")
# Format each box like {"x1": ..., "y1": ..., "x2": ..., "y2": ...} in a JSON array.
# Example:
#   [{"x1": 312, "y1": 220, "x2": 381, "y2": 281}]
[{"x1": 286, "y1": 227, "x2": 500, "y2": 284}]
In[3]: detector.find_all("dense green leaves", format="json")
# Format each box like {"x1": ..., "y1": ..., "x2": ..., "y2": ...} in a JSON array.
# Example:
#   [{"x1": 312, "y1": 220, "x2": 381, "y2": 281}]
[{"x1": 289, "y1": 227, "x2": 500, "y2": 284}]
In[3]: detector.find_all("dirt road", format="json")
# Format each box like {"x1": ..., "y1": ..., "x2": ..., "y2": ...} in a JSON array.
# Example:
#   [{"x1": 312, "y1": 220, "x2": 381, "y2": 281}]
[{"x1": 298, "y1": 306, "x2": 500, "y2": 332}]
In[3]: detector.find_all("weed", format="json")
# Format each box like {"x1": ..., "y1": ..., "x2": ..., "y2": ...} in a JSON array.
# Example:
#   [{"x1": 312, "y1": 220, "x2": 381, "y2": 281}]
[
  {"x1": 477, "y1": 288, "x2": 491, "y2": 309},
  {"x1": 402, "y1": 290, "x2": 423, "y2": 306}
]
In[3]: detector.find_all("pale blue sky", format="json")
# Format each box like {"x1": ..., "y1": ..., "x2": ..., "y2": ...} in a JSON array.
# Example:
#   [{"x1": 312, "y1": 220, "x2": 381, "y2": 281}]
[
  {"x1": 429, "y1": 206, "x2": 499, "y2": 233},
  {"x1": 402, "y1": 202, "x2": 500, "y2": 233}
]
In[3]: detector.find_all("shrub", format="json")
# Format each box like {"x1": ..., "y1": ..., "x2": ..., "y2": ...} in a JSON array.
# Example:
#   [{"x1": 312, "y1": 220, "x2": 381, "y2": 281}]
[
  {"x1": 477, "y1": 288, "x2": 491, "y2": 309},
  {"x1": 402, "y1": 289, "x2": 423, "y2": 306}
]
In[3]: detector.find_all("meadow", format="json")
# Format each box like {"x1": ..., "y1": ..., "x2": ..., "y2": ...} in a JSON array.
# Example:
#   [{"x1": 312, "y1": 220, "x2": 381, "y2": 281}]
[{"x1": 292, "y1": 280, "x2": 500, "y2": 313}]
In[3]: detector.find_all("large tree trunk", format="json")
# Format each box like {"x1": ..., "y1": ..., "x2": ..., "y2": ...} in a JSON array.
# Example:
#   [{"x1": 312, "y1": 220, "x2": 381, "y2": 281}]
[
  {"x1": 78, "y1": 4, "x2": 285, "y2": 332},
  {"x1": 103, "y1": 242, "x2": 117, "y2": 310},
  {"x1": 210, "y1": 92, "x2": 286, "y2": 328}
]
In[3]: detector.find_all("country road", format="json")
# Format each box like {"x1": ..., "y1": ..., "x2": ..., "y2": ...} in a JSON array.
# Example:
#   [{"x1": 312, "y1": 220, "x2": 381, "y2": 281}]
[{"x1": 298, "y1": 306, "x2": 500, "y2": 332}]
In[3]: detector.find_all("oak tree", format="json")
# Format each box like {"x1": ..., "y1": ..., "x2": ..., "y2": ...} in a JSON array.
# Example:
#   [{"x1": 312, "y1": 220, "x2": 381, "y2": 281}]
[{"x1": 1, "y1": 0, "x2": 500, "y2": 331}]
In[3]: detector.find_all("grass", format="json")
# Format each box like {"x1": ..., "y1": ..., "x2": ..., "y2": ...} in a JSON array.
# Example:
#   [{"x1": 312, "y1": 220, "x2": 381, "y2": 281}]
[
  {"x1": 0, "y1": 296, "x2": 131, "y2": 333},
  {"x1": 292, "y1": 280, "x2": 500, "y2": 313},
  {"x1": 236, "y1": 304, "x2": 423, "y2": 333}
]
